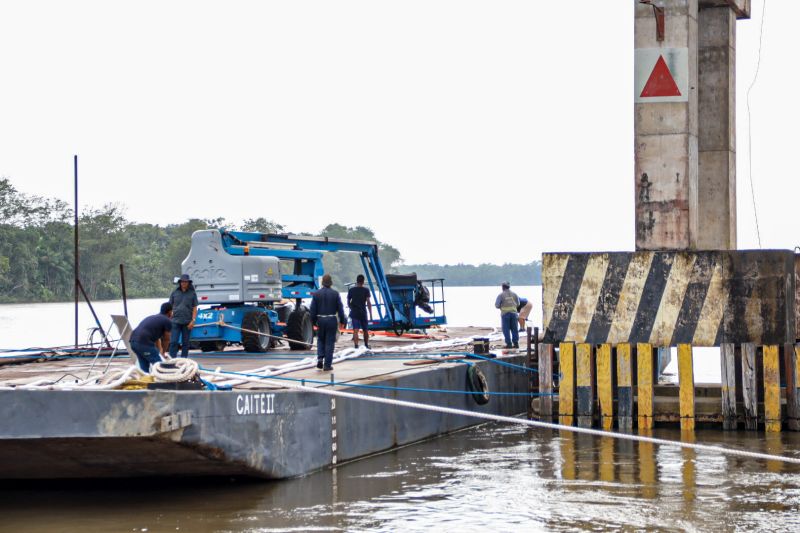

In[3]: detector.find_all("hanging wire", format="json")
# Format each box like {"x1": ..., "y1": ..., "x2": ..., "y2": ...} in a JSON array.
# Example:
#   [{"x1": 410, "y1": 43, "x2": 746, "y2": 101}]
[{"x1": 746, "y1": 0, "x2": 768, "y2": 248}]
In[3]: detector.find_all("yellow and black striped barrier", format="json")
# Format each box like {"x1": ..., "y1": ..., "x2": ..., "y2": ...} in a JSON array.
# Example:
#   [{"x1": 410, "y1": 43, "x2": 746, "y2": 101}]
[
  {"x1": 539, "y1": 342, "x2": 800, "y2": 433},
  {"x1": 542, "y1": 250, "x2": 796, "y2": 347}
]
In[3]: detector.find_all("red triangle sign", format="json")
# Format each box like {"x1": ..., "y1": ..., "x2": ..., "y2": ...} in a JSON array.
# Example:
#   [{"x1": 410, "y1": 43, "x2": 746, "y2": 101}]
[{"x1": 640, "y1": 55, "x2": 681, "y2": 98}]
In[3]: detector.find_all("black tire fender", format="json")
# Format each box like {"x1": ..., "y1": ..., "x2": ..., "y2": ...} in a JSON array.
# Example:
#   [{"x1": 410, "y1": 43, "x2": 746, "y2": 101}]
[{"x1": 466, "y1": 365, "x2": 490, "y2": 405}]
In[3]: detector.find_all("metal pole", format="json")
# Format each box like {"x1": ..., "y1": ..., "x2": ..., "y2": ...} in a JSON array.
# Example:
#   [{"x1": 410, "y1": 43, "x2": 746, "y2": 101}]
[
  {"x1": 76, "y1": 279, "x2": 112, "y2": 349},
  {"x1": 526, "y1": 326, "x2": 533, "y2": 419},
  {"x1": 73, "y1": 155, "x2": 79, "y2": 349},
  {"x1": 119, "y1": 264, "x2": 128, "y2": 318}
]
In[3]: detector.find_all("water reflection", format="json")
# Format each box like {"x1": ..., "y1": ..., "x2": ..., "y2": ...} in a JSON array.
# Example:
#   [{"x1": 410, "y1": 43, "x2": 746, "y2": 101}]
[{"x1": 1, "y1": 425, "x2": 800, "y2": 531}]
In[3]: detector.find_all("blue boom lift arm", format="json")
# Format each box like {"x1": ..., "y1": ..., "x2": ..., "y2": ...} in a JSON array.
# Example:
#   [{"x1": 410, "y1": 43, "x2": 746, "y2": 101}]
[{"x1": 218, "y1": 229, "x2": 446, "y2": 334}]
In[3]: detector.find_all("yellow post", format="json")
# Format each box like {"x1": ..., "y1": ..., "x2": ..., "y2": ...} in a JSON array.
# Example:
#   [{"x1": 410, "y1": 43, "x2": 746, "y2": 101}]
[
  {"x1": 763, "y1": 345, "x2": 781, "y2": 432},
  {"x1": 596, "y1": 344, "x2": 613, "y2": 430},
  {"x1": 617, "y1": 343, "x2": 633, "y2": 430},
  {"x1": 637, "y1": 343, "x2": 654, "y2": 429},
  {"x1": 559, "y1": 342, "x2": 575, "y2": 426},
  {"x1": 576, "y1": 343, "x2": 594, "y2": 428},
  {"x1": 678, "y1": 344, "x2": 695, "y2": 432}
]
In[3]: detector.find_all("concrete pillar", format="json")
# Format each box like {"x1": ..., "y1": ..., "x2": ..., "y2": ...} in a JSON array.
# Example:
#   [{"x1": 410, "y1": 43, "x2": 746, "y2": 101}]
[
  {"x1": 697, "y1": 6, "x2": 736, "y2": 249},
  {"x1": 634, "y1": 0, "x2": 699, "y2": 251},
  {"x1": 634, "y1": 0, "x2": 749, "y2": 251}
]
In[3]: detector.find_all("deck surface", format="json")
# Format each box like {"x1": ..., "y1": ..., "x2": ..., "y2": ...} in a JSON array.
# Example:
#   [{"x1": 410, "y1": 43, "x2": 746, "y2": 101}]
[{"x1": 0, "y1": 326, "x2": 522, "y2": 391}]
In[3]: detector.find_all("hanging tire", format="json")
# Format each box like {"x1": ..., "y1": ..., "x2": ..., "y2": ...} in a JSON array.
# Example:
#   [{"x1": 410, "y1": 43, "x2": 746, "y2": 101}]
[
  {"x1": 466, "y1": 365, "x2": 490, "y2": 405},
  {"x1": 242, "y1": 311, "x2": 270, "y2": 353},
  {"x1": 286, "y1": 306, "x2": 314, "y2": 351},
  {"x1": 199, "y1": 340, "x2": 226, "y2": 353}
]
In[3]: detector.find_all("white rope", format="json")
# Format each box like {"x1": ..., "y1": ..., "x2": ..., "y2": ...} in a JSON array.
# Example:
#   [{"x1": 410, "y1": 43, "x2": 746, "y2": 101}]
[
  {"x1": 150, "y1": 358, "x2": 199, "y2": 383},
  {"x1": 0, "y1": 329, "x2": 502, "y2": 390},
  {"x1": 0, "y1": 365, "x2": 147, "y2": 391},
  {"x1": 197, "y1": 367, "x2": 800, "y2": 466}
]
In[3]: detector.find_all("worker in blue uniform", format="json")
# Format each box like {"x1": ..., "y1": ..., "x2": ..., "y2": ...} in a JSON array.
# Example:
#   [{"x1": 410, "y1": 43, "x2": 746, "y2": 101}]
[
  {"x1": 310, "y1": 274, "x2": 346, "y2": 370},
  {"x1": 347, "y1": 274, "x2": 372, "y2": 349},
  {"x1": 130, "y1": 302, "x2": 173, "y2": 372},
  {"x1": 168, "y1": 274, "x2": 198, "y2": 358},
  {"x1": 494, "y1": 281, "x2": 520, "y2": 349}
]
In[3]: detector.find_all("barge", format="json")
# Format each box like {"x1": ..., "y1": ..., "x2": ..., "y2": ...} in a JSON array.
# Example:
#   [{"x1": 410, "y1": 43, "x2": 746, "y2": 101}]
[{"x1": 0, "y1": 327, "x2": 529, "y2": 479}]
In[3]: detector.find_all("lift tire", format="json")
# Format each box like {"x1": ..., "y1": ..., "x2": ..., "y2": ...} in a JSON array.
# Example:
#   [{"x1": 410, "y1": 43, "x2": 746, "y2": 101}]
[
  {"x1": 466, "y1": 365, "x2": 490, "y2": 405},
  {"x1": 286, "y1": 307, "x2": 314, "y2": 351},
  {"x1": 199, "y1": 340, "x2": 226, "y2": 353},
  {"x1": 242, "y1": 311, "x2": 270, "y2": 353}
]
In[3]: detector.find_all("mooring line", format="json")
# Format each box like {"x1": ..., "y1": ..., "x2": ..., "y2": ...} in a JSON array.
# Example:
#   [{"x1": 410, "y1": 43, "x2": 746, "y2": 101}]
[
  {"x1": 198, "y1": 366, "x2": 555, "y2": 397},
  {"x1": 197, "y1": 367, "x2": 800, "y2": 466}
]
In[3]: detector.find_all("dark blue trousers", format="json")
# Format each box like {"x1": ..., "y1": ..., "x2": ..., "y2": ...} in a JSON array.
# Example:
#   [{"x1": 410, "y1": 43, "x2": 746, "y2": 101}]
[
  {"x1": 169, "y1": 322, "x2": 191, "y2": 357},
  {"x1": 501, "y1": 312, "x2": 519, "y2": 347},
  {"x1": 316, "y1": 316, "x2": 339, "y2": 368},
  {"x1": 131, "y1": 340, "x2": 161, "y2": 372}
]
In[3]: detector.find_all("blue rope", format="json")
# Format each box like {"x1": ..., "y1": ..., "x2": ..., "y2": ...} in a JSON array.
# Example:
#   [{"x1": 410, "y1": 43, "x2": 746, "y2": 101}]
[
  {"x1": 463, "y1": 353, "x2": 538, "y2": 373},
  {"x1": 199, "y1": 366, "x2": 557, "y2": 397}
]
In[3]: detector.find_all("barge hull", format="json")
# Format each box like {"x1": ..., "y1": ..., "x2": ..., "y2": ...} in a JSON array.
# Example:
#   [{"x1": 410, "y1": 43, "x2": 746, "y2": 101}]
[{"x1": 0, "y1": 357, "x2": 527, "y2": 479}]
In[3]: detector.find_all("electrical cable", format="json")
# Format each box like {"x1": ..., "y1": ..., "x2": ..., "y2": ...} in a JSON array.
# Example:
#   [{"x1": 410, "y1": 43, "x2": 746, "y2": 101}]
[{"x1": 746, "y1": 0, "x2": 768, "y2": 248}]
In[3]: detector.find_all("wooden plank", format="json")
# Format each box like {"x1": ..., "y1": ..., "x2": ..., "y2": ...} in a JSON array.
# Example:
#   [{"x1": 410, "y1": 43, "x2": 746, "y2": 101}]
[
  {"x1": 576, "y1": 343, "x2": 594, "y2": 428},
  {"x1": 741, "y1": 343, "x2": 758, "y2": 430},
  {"x1": 596, "y1": 344, "x2": 613, "y2": 430},
  {"x1": 678, "y1": 344, "x2": 695, "y2": 432},
  {"x1": 637, "y1": 343, "x2": 654, "y2": 429},
  {"x1": 616, "y1": 343, "x2": 634, "y2": 431},
  {"x1": 720, "y1": 343, "x2": 737, "y2": 430},
  {"x1": 784, "y1": 344, "x2": 800, "y2": 431},
  {"x1": 539, "y1": 343, "x2": 554, "y2": 421},
  {"x1": 763, "y1": 345, "x2": 781, "y2": 432},
  {"x1": 558, "y1": 342, "x2": 575, "y2": 426}
]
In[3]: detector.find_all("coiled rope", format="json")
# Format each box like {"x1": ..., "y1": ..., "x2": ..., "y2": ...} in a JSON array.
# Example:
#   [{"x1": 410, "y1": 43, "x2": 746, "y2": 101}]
[{"x1": 150, "y1": 359, "x2": 200, "y2": 383}]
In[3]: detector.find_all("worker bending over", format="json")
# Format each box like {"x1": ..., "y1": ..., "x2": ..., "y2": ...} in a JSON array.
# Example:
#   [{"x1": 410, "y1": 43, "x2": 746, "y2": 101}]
[
  {"x1": 517, "y1": 297, "x2": 532, "y2": 331},
  {"x1": 310, "y1": 274, "x2": 346, "y2": 370},
  {"x1": 347, "y1": 274, "x2": 372, "y2": 349},
  {"x1": 130, "y1": 302, "x2": 172, "y2": 372},
  {"x1": 494, "y1": 282, "x2": 520, "y2": 349}
]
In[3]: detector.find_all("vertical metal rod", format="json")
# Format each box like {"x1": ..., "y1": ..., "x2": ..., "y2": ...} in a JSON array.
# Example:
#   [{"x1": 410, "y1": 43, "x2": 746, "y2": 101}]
[
  {"x1": 76, "y1": 279, "x2": 112, "y2": 349},
  {"x1": 119, "y1": 264, "x2": 129, "y2": 318},
  {"x1": 526, "y1": 326, "x2": 533, "y2": 419},
  {"x1": 73, "y1": 155, "x2": 79, "y2": 349}
]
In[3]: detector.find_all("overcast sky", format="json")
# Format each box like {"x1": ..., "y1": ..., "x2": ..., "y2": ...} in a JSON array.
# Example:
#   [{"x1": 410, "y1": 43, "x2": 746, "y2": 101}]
[{"x1": 0, "y1": 1, "x2": 795, "y2": 265}]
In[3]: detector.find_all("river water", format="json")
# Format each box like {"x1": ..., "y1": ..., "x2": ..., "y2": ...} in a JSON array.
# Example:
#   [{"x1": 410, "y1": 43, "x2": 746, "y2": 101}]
[{"x1": 1, "y1": 286, "x2": 799, "y2": 531}]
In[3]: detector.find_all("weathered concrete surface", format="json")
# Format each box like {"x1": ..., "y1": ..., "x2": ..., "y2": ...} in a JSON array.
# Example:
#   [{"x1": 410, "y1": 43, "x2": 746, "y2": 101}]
[
  {"x1": 635, "y1": 0, "x2": 699, "y2": 250},
  {"x1": 697, "y1": 6, "x2": 737, "y2": 249},
  {"x1": 796, "y1": 254, "x2": 800, "y2": 341},
  {"x1": 699, "y1": 0, "x2": 750, "y2": 19},
  {"x1": 634, "y1": 0, "x2": 747, "y2": 251},
  {"x1": 542, "y1": 250, "x2": 797, "y2": 346}
]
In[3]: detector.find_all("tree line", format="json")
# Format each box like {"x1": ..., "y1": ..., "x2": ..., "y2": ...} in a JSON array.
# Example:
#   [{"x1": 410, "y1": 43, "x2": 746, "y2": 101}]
[
  {"x1": 398, "y1": 262, "x2": 541, "y2": 286},
  {"x1": 0, "y1": 178, "x2": 539, "y2": 303}
]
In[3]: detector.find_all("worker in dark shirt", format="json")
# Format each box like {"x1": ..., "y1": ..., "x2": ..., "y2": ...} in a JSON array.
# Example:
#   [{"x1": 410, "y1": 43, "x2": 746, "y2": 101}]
[
  {"x1": 347, "y1": 274, "x2": 372, "y2": 349},
  {"x1": 130, "y1": 302, "x2": 173, "y2": 372},
  {"x1": 310, "y1": 274, "x2": 346, "y2": 370},
  {"x1": 168, "y1": 274, "x2": 198, "y2": 358}
]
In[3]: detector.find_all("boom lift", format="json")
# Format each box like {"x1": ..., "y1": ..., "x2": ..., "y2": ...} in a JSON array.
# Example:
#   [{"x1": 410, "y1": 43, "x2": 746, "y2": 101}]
[{"x1": 182, "y1": 229, "x2": 446, "y2": 352}]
